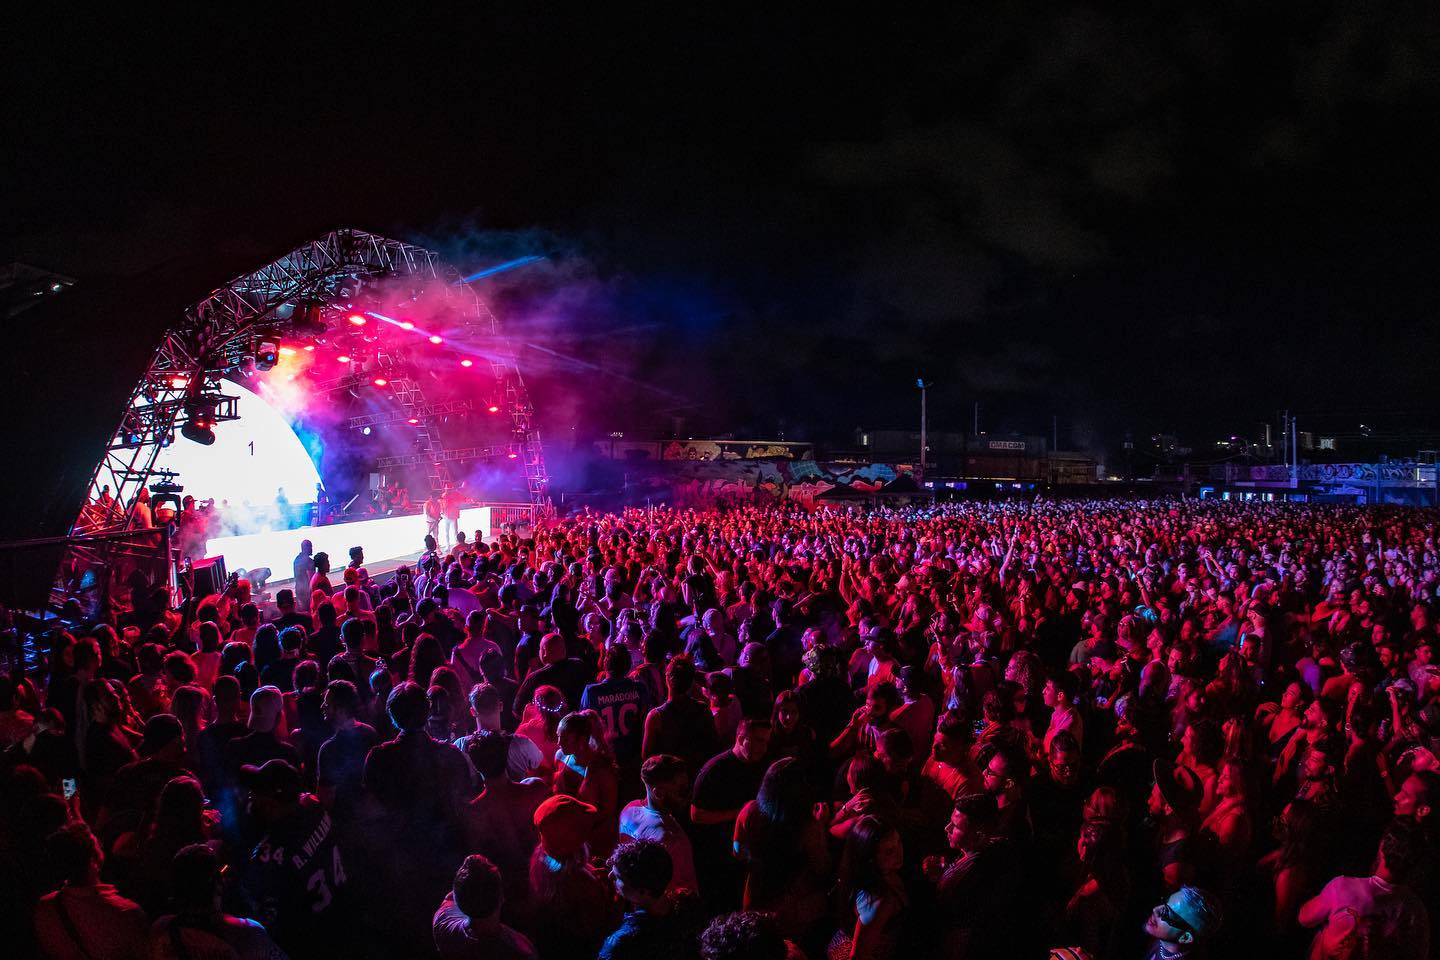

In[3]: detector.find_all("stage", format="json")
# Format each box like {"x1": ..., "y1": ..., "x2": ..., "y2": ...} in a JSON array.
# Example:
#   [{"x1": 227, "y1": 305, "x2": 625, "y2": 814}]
[{"x1": 204, "y1": 506, "x2": 494, "y2": 585}]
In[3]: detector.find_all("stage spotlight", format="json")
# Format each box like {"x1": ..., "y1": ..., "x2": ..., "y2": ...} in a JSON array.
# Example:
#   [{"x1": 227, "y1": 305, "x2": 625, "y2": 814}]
[
  {"x1": 303, "y1": 345, "x2": 315, "y2": 352},
  {"x1": 337, "y1": 355, "x2": 351, "y2": 364},
  {"x1": 460, "y1": 359, "x2": 474, "y2": 368},
  {"x1": 181, "y1": 396, "x2": 218, "y2": 445},
  {"x1": 407, "y1": 417, "x2": 420, "y2": 425},
  {"x1": 182, "y1": 418, "x2": 215, "y2": 445},
  {"x1": 256, "y1": 341, "x2": 279, "y2": 371},
  {"x1": 279, "y1": 346, "x2": 297, "y2": 357},
  {"x1": 507, "y1": 451, "x2": 519, "y2": 459},
  {"x1": 169, "y1": 375, "x2": 189, "y2": 389},
  {"x1": 362, "y1": 426, "x2": 372, "y2": 436},
  {"x1": 400, "y1": 321, "x2": 415, "y2": 330},
  {"x1": 428, "y1": 335, "x2": 443, "y2": 345},
  {"x1": 159, "y1": 432, "x2": 173, "y2": 448},
  {"x1": 373, "y1": 377, "x2": 388, "y2": 387},
  {"x1": 348, "y1": 314, "x2": 367, "y2": 326},
  {"x1": 487, "y1": 403, "x2": 501, "y2": 414}
]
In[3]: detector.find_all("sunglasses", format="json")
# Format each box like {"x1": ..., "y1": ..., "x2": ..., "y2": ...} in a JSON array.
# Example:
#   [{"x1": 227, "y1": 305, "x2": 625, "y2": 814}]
[{"x1": 1155, "y1": 903, "x2": 1195, "y2": 936}]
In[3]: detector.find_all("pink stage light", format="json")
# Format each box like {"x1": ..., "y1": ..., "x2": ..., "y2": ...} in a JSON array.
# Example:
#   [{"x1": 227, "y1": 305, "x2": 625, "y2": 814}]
[
  {"x1": 407, "y1": 417, "x2": 420, "y2": 425},
  {"x1": 278, "y1": 346, "x2": 298, "y2": 357},
  {"x1": 337, "y1": 355, "x2": 351, "y2": 363},
  {"x1": 372, "y1": 377, "x2": 388, "y2": 387},
  {"x1": 169, "y1": 375, "x2": 189, "y2": 389},
  {"x1": 428, "y1": 335, "x2": 443, "y2": 345},
  {"x1": 348, "y1": 314, "x2": 367, "y2": 326},
  {"x1": 460, "y1": 359, "x2": 474, "y2": 368},
  {"x1": 400, "y1": 321, "x2": 415, "y2": 331},
  {"x1": 507, "y1": 451, "x2": 519, "y2": 459},
  {"x1": 487, "y1": 404, "x2": 501, "y2": 413},
  {"x1": 303, "y1": 345, "x2": 315, "y2": 352}
]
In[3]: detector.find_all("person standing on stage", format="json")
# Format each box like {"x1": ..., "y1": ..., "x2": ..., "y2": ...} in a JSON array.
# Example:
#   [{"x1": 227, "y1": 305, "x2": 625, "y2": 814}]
[
  {"x1": 425, "y1": 491, "x2": 443, "y2": 545},
  {"x1": 440, "y1": 483, "x2": 462, "y2": 548}
]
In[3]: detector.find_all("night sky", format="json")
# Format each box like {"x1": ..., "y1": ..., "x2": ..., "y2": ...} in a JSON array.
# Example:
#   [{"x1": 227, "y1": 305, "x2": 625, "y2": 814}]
[{"x1": 5, "y1": 7, "x2": 1440, "y2": 459}]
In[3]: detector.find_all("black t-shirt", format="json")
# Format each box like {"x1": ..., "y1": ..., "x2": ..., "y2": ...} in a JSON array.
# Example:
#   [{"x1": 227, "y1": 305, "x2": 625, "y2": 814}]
[
  {"x1": 646, "y1": 698, "x2": 718, "y2": 779},
  {"x1": 316, "y1": 722, "x2": 377, "y2": 821},
  {"x1": 513, "y1": 658, "x2": 594, "y2": 718},
  {"x1": 244, "y1": 795, "x2": 353, "y2": 954},
  {"x1": 309, "y1": 626, "x2": 341, "y2": 666},
  {"x1": 693, "y1": 749, "x2": 767, "y2": 816},
  {"x1": 690, "y1": 749, "x2": 767, "y2": 909}
]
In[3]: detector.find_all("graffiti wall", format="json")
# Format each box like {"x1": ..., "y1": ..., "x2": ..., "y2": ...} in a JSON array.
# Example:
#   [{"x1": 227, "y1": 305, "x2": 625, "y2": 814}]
[{"x1": 635, "y1": 459, "x2": 901, "y2": 508}]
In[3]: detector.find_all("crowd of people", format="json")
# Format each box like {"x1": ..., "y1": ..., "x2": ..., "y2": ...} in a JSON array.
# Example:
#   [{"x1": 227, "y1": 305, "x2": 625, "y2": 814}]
[{"x1": 3, "y1": 498, "x2": 1439, "y2": 959}]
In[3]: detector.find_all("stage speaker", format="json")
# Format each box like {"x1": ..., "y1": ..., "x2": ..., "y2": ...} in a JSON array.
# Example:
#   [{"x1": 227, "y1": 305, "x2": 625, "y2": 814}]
[{"x1": 191, "y1": 555, "x2": 229, "y2": 597}]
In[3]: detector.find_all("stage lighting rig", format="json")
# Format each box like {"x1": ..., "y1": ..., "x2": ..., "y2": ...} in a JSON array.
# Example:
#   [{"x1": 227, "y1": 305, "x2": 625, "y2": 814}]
[
  {"x1": 256, "y1": 340, "x2": 279, "y2": 371},
  {"x1": 289, "y1": 300, "x2": 327, "y2": 338}
]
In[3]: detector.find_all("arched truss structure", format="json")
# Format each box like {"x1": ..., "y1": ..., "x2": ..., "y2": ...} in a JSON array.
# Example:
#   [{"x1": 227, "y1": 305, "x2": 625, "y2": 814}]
[{"x1": 76, "y1": 228, "x2": 548, "y2": 539}]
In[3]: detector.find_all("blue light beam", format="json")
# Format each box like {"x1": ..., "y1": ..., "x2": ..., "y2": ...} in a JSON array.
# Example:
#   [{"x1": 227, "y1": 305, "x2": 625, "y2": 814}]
[{"x1": 458, "y1": 255, "x2": 545, "y2": 284}]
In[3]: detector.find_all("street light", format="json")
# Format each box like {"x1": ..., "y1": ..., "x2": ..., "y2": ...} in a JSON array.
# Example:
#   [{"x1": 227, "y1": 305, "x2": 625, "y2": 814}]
[{"x1": 917, "y1": 379, "x2": 932, "y2": 483}]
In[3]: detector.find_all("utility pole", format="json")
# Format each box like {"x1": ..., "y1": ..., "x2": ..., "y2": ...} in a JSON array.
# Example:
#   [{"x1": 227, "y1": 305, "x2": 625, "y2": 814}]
[{"x1": 917, "y1": 379, "x2": 931, "y2": 483}]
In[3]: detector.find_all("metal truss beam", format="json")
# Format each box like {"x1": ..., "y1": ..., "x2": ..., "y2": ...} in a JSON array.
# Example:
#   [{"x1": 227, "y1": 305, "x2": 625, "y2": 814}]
[{"x1": 347, "y1": 400, "x2": 474, "y2": 430}]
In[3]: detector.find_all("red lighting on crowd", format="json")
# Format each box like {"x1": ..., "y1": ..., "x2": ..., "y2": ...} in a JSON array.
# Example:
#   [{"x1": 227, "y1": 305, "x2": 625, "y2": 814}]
[
  {"x1": 348, "y1": 314, "x2": 367, "y2": 326},
  {"x1": 372, "y1": 377, "x2": 388, "y2": 387},
  {"x1": 428, "y1": 335, "x2": 443, "y2": 345},
  {"x1": 460, "y1": 359, "x2": 474, "y2": 368}
]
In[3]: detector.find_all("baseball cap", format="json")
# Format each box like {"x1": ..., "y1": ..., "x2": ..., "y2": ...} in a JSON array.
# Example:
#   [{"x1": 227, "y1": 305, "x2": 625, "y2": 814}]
[
  {"x1": 533, "y1": 794, "x2": 596, "y2": 858},
  {"x1": 239, "y1": 759, "x2": 302, "y2": 800}
]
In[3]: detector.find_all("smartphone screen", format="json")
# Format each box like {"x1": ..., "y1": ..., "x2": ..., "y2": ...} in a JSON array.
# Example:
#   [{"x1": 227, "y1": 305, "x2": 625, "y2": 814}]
[{"x1": 62, "y1": 778, "x2": 77, "y2": 800}]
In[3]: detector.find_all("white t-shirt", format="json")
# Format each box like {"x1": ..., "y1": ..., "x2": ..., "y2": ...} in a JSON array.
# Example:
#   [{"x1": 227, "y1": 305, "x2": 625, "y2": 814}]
[{"x1": 618, "y1": 801, "x2": 699, "y2": 894}]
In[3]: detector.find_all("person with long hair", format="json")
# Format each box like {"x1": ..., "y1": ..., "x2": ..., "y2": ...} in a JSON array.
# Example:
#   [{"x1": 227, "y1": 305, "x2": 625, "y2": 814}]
[
  {"x1": 555, "y1": 709, "x2": 619, "y2": 857},
  {"x1": 408, "y1": 633, "x2": 446, "y2": 688},
  {"x1": 1060, "y1": 818, "x2": 1130, "y2": 960},
  {"x1": 110, "y1": 775, "x2": 212, "y2": 915},
  {"x1": 830, "y1": 814, "x2": 906, "y2": 960},
  {"x1": 1258, "y1": 798, "x2": 1328, "y2": 946},
  {"x1": 733, "y1": 756, "x2": 831, "y2": 945},
  {"x1": 1256, "y1": 681, "x2": 1310, "y2": 761}
]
